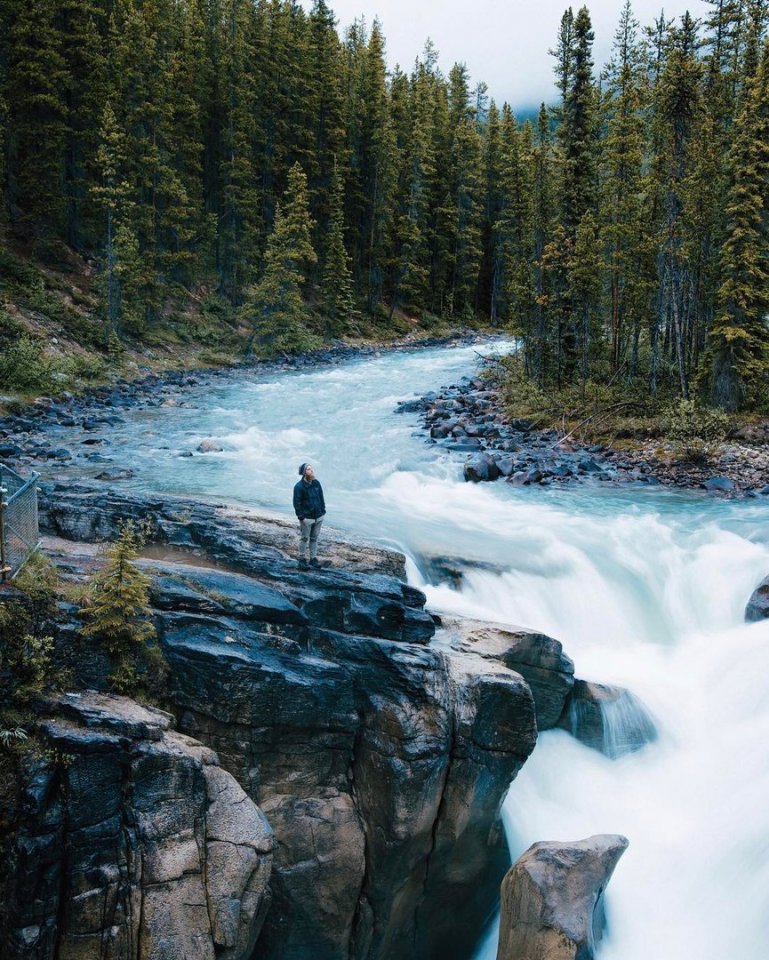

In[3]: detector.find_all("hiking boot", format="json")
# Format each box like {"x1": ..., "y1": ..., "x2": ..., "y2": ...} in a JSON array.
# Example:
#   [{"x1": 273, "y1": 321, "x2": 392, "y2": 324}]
[
  {"x1": 309, "y1": 558, "x2": 323, "y2": 569},
  {"x1": 297, "y1": 559, "x2": 309, "y2": 571}
]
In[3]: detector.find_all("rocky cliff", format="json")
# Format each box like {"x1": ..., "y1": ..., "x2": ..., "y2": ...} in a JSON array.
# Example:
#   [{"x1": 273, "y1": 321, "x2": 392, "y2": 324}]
[
  {"x1": 4, "y1": 693, "x2": 273, "y2": 960},
  {"x1": 2, "y1": 483, "x2": 581, "y2": 960}
]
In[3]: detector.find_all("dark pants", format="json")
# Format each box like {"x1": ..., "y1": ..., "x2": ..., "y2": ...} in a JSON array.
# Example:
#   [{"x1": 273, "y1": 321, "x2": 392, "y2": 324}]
[{"x1": 299, "y1": 517, "x2": 323, "y2": 560}]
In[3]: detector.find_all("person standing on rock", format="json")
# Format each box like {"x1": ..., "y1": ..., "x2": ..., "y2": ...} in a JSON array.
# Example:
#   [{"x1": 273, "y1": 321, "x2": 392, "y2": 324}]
[{"x1": 294, "y1": 463, "x2": 326, "y2": 570}]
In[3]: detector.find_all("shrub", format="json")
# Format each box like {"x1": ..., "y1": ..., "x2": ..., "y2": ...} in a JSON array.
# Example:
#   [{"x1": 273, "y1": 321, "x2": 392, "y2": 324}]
[
  {"x1": 0, "y1": 600, "x2": 57, "y2": 715},
  {"x1": 662, "y1": 399, "x2": 729, "y2": 463},
  {"x1": 0, "y1": 336, "x2": 55, "y2": 392}
]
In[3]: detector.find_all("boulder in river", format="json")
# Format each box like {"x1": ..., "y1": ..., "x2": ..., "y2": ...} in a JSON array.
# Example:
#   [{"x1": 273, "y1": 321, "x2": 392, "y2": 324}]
[
  {"x1": 557, "y1": 679, "x2": 657, "y2": 758},
  {"x1": 496, "y1": 835, "x2": 629, "y2": 960},
  {"x1": 703, "y1": 475, "x2": 736, "y2": 493},
  {"x1": 746, "y1": 575, "x2": 769, "y2": 621},
  {"x1": 197, "y1": 438, "x2": 225, "y2": 453}
]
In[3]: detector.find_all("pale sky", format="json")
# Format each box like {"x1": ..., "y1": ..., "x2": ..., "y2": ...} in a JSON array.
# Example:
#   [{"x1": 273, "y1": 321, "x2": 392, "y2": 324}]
[{"x1": 302, "y1": 0, "x2": 709, "y2": 108}]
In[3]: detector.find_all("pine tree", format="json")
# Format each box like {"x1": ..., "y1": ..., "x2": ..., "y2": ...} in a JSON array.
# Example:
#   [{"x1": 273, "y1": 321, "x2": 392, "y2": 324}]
[
  {"x1": 445, "y1": 64, "x2": 483, "y2": 318},
  {"x1": 653, "y1": 12, "x2": 703, "y2": 398},
  {"x1": 320, "y1": 162, "x2": 356, "y2": 334},
  {"x1": 555, "y1": 5, "x2": 600, "y2": 379},
  {"x1": 387, "y1": 57, "x2": 435, "y2": 315},
  {"x1": 60, "y1": 0, "x2": 110, "y2": 249},
  {"x1": 550, "y1": 7, "x2": 576, "y2": 111},
  {"x1": 530, "y1": 104, "x2": 555, "y2": 383},
  {"x1": 481, "y1": 100, "x2": 506, "y2": 324},
  {"x1": 498, "y1": 108, "x2": 535, "y2": 343},
  {"x1": 347, "y1": 18, "x2": 396, "y2": 310},
  {"x1": 215, "y1": 0, "x2": 262, "y2": 300},
  {"x1": 706, "y1": 41, "x2": 769, "y2": 409},
  {"x1": 3, "y1": 0, "x2": 70, "y2": 247},
  {"x1": 91, "y1": 100, "x2": 133, "y2": 336},
  {"x1": 241, "y1": 162, "x2": 318, "y2": 353},
  {"x1": 601, "y1": 1, "x2": 650, "y2": 374},
  {"x1": 305, "y1": 0, "x2": 346, "y2": 255},
  {"x1": 81, "y1": 522, "x2": 164, "y2": 695}
]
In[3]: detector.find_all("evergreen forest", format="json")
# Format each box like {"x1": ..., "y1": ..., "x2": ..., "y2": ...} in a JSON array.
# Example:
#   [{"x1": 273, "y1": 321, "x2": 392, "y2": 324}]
[{"x1": 1, "y1": 0, "x2": 769, "y2": 409}]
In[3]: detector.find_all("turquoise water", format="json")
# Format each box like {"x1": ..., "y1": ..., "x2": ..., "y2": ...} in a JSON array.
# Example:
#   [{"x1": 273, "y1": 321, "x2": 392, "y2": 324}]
[{"x1": 93, "y1": 342, "x2": 769, "y2": 959}]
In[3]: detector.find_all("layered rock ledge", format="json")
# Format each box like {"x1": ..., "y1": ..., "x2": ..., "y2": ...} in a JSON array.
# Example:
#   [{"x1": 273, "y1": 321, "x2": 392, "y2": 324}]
[{"x1": 31, "y1": 485, "x2": 544, "y2": 960}]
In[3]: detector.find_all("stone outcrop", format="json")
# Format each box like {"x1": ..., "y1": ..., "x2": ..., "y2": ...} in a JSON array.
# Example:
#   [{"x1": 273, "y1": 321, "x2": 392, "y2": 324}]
[
  {"x1": 39, "y1": 480, "x2": 407, "y2": 579},
  {"x1": 496, "y1": 835, "x2": 629, "y2": 960},
  {"x1": 439, "y1": 616, "x2": 575, "y2": 730},
  {"x1": 34, "y1": 490, "x2": 541, "y2": 960},
  {"x1": 4, "y1": 692, "x2": 273, "y2": 960},
  {"x1": 158, "y1": 593, "x2": 537, "y2": 960},
  {"x1": 745, "y1": 575, "x2": 769, "y2": 621},
  {"x1": 557, "y1": 679, "x2": 657, "y2": 758}
]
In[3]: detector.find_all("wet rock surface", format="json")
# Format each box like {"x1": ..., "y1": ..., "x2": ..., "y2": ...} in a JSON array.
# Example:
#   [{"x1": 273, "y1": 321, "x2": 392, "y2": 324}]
[
  {"x1": 746, "y1": 575, "x2": 769, "y2": 622},
  {"x1": 32, "y1": 488, "x2": 539, "y2": 960},
  {"x1": 557, "y1": 679, "x2": 658, "y2": 758},
  {"x1": 438, "y1": 616, "x2": 575, "y2": 731},
  {"x1": 401, "y1": 375, "x2": 769, "y2": 495},
  {"x1": 5, "y1": 692, "x2": 273, "y2": 960},
  {"x1": 496, "y1": 835, "x2": 629, "y2": 960}
]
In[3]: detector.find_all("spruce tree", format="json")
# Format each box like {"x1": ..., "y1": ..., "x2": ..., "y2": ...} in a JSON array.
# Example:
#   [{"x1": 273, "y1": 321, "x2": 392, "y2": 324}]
[
  {"x1": 241, "y1": 162, "x2": 318, "y2": 353},
  {"x1": 555, "y1": 5, "x2": 599, "y2": 379},
  {"x1": 706, "y1": 41, "x2": 769, "y2": 409},
  {"x1": 654, "y1": 12, "x2": 703, "y2": 398},
  {"x1": 601, "y1": 1, "x2": 650, "y2": 374},
  {"x1": 320, "y1": 162, "x2": 356, "y2": 334},
  {"x1": 81, "y1": 522, "x2": 164, "y2": 696},
  {"x1": 3, "y1": 0, "x2": 70, "y2": 247}
]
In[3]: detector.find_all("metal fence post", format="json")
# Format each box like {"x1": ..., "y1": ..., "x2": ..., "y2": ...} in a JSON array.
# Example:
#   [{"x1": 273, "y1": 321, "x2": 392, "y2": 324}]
[{"x1": 0, "y1": 483, "x2": 8, "y2": 584}]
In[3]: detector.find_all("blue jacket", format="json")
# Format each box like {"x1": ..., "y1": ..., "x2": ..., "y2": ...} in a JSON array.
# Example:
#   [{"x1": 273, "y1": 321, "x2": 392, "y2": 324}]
[{"x1": 293, "y1": 477, "x2": 326, "y2": 520}]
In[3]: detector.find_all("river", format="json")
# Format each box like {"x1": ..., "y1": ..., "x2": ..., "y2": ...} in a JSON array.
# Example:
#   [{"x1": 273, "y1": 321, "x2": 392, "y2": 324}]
[{"x1": 79, "y1": 341, "x2": 769, "y2": 959}]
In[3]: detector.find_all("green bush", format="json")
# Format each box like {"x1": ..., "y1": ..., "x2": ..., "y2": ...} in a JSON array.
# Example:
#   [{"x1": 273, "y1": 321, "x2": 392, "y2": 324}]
[
  {"x1": 662, "y1": 399, "x2": 729, "y2": 462},
  {"x1": 0, "y1": 309, "x2": 25, "y2": 347},
  {"x1": 0, "y1": 336, "x2": 55, "y2": 392}
]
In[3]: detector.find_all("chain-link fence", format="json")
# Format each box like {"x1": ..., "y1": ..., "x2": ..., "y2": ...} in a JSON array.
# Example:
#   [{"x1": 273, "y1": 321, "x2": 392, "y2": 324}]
[{"x1": 0, "y1": 464, "x2": 40, "y2": 581}]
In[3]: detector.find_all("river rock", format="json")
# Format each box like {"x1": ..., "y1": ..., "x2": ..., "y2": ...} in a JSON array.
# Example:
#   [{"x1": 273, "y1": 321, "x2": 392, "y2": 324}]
[
  {"x1": 496, "y1": 835, "x2": 629, "y2": 960},
  {"x1": 746, "y1": 575, "x2": 769, "y2": 621},
  {"x1": 5, "y1": 692, "x2": 273, "y2": 960},
  {"x1": 557, "y1": 679, "x2": 657, "y2": 758},
  {"x1": 39, "y1": 481, "x2": 407, "y2": 579},
  {"x1": 703, "y1": 475, "x2": 736, "y2": 493},
  {"x1": 439, "y1": 617, "x2": 575, "y2": 730},
  {"x1": 464, "y1": 452, "x2": 500, "y2": 482},
  {"x1": 197, "y1": 438, "x2": 224, "y2": 453}
]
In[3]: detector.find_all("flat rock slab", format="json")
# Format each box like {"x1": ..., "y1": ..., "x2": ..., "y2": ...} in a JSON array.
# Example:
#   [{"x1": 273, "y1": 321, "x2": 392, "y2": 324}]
[
  {"x1": 144, "y1": 562, "x2": 308, "y2": 625},
  {"x1": 497, "y1": 835, "x2": 629, "y2": 960},
  {"x1": 54, "y1": 690, "x2": 174, "y2": 741}
]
